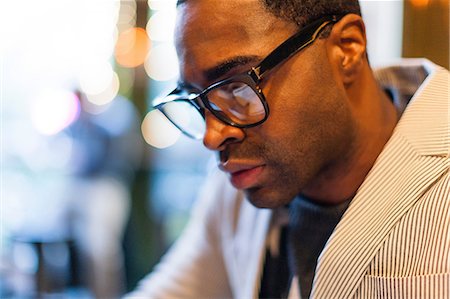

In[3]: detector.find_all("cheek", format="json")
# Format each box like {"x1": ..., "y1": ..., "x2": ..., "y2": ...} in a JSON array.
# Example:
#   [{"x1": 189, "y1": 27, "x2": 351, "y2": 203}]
[
  {"x1": 261, "y1": 53, "x2": 344, "y2": 138},
  {"x1": 262, "y1": 58, "x2": 323, "y2": 121},
  {"x1": 254, "y1": 62, "x2": 352, "y2": 169},
  {"x1": 260, "y1": 80, "x2": 332, "y2": 143}
]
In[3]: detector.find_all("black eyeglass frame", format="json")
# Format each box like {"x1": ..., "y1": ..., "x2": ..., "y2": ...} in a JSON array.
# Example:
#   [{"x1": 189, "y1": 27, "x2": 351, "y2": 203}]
[{"x1": 155, "y1": 14, "x2": 344, "y2": 139}]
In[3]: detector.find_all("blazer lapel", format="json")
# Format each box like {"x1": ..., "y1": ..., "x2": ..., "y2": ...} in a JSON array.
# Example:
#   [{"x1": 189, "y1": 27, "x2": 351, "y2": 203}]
[{"x1": 312, "y1": 65, "x2": 449, "y2": 299}]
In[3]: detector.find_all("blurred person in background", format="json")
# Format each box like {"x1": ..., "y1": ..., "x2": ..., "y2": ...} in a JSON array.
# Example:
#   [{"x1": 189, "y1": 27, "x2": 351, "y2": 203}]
[
  {"x1": 64, "y1": 92, "x2": 143, "y2": 298},
  {"x1": 128, "y1": 0, "x2": 449, "y2": 298}
]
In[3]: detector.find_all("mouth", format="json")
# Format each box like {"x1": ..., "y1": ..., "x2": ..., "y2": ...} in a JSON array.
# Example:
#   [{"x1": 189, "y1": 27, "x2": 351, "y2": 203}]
[{"x1": 219, "y1": 162, "x2": 265, "y2": 190}]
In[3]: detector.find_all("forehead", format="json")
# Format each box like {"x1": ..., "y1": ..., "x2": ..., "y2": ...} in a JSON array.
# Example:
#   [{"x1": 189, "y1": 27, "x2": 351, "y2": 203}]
[{"x1": 175, "y1": 0, "x2": 297, "y2": 86}]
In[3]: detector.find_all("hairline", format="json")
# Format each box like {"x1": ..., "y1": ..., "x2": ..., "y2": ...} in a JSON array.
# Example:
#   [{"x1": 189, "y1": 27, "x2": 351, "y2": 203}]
[{"x1": 176, "y1": 0, "x2": 361, "y2": 30}]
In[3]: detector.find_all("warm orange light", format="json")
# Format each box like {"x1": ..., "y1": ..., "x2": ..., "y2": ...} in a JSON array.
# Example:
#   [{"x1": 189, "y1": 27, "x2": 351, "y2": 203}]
[
  {"x1": 115, "y1": 27, "x2": 151, "y2": 68},
  {"x1": 409, "y1": 0, "x2": 430, "y2": 8}
]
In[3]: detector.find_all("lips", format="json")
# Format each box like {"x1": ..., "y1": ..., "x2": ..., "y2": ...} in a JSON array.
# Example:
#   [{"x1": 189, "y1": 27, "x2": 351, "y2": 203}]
[{"x1": 219, "y1": 161, "x2": 265, "y2": 189}]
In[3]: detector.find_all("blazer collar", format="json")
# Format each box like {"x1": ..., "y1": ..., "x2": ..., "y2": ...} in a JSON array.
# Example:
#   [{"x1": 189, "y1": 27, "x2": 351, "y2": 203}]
[
  {"x1": 311, "y1": 61, "x2": 449, "y2": 298},
  {"x1": 375, "y1": 59, "x2": 449, "y2": 156}
]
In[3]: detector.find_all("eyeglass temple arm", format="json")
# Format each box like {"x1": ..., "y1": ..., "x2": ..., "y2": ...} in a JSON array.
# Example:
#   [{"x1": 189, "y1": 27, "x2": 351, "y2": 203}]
[{"x1": 251, "y1": 15, "x2": 343, "y2": 80}]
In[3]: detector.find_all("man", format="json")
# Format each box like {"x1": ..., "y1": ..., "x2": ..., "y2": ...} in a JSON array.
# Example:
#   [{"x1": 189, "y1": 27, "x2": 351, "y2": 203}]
[{"x1": 128, "y1": 0, "x2": 449, "y2": 298}]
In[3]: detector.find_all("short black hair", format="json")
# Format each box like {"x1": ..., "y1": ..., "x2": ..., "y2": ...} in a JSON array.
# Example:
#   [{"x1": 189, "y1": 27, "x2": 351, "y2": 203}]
[
  {"x1": 261, "y1": 0, "x2": 360, "y2": 28},
  {"x1": 176, "y1": 0, "x2": 361, "y2": 29}
]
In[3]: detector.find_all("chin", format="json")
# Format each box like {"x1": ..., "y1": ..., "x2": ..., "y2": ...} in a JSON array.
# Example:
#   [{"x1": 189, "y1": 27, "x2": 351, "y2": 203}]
[{"x1": 244, "y1": 187, "x2": 293, "y2": 209}]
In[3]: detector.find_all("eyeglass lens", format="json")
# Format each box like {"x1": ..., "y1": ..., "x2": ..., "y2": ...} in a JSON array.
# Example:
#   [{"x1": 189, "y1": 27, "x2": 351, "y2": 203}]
[
  {"x1": 160, "y1": 81, "x2": 265, "y2": 139},
  {"x1": 205, "y1": 81, "x2": 265, "y2": 125},
  {"x1": 159, "y1": 100, "x2": 206, "y2": 139}
]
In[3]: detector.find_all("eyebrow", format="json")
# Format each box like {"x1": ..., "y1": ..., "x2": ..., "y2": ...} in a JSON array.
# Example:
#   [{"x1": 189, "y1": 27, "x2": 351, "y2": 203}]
[{"x1": 203, "y1": 55, "x2": 261, "y2": 83}]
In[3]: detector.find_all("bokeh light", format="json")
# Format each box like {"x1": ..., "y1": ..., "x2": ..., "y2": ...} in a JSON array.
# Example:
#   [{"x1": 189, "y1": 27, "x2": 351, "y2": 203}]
[
  {"x1": 144, "y1": 44, "x2": 179, "y2": 81},
  {"x1": 79, "y1": 61, "x2": 115, "y2": 95},
  {"x1": 30, "y1": 89, "x2": 80, "y2": 136},
  {"x1": 147, "y1": 10, "x2": 177, "y2": 41},
  {"x1": 85, "y1": 71, "x2": 120, "y2": 106},
  {"x1": 115, "y1": 27, "x2": 151, "y2": 68},
  {"x1": 141, "y1": 109, "x2": 181, "y2": 149}
]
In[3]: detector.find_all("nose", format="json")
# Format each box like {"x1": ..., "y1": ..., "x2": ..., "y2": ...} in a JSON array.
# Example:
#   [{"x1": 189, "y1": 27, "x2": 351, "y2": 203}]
[{"x1": 202, "y1": 111, "x2": 245, "y2": 151}]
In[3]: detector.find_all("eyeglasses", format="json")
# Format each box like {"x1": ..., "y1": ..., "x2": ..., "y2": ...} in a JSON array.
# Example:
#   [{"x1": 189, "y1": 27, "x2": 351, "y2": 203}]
[{"x1": 154, "y1": 15, "x2": 343, "y2": 139}]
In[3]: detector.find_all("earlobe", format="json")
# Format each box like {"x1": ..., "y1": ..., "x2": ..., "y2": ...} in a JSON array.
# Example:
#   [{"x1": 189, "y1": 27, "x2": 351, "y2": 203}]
[{"x1": 328, "y1": 14, "x2": 367, "y2": 87}]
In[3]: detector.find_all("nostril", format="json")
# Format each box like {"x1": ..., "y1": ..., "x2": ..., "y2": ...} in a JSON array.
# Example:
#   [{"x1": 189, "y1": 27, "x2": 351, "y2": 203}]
[{"x1": 221, "y1": 137, "x2": 240, "y2": 148}]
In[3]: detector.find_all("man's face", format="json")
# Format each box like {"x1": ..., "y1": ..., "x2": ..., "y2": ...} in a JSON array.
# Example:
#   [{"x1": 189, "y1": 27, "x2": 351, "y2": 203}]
[{"x1": 175, "y1": 0, "x2": 357, "y2": 208}]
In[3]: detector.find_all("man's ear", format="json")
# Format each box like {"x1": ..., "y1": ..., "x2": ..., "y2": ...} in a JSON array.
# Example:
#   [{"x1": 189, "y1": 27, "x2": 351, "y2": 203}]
[{"x1": 327, "y1": 14, "x2": 367, "y2": 87}]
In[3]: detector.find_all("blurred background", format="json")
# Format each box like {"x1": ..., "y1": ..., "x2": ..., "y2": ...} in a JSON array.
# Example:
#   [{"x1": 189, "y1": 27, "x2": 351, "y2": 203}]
[{"x1": 0, "y1": 0, "x2": 448, "y2": 298}]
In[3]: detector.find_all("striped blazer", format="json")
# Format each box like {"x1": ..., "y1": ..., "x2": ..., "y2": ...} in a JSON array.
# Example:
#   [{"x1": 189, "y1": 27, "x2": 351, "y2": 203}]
[{"x1": 128, "y1": 59, "x2": 449, "y2": 299}]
